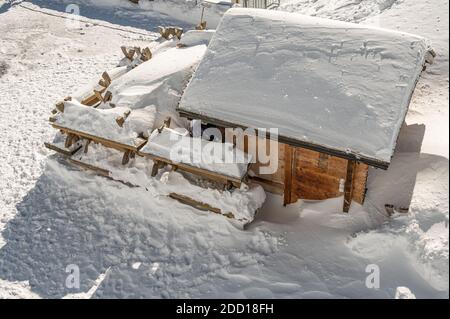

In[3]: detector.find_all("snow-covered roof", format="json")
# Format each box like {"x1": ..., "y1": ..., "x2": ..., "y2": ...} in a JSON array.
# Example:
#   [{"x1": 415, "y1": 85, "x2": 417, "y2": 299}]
[{"x1": 178, "y1": 8, "x2": 431, "y2": 168}]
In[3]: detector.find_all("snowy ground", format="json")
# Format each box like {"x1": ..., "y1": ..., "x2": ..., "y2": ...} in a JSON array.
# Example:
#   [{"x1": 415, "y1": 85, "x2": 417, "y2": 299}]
[{"x1": 0, "y1": 0, "x2": 448, "y2": 298}]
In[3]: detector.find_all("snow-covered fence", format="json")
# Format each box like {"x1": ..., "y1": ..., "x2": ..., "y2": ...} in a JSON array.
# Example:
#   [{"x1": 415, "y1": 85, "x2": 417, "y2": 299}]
[{"x1": 241, "y1": 0, "x2": 280, "y2": 9}]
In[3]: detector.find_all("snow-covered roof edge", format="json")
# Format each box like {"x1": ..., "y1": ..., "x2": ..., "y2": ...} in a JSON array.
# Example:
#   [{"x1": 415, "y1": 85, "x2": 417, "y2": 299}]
[{"x1": 177, "y1": 8, "x2": 434, "y2": 169}]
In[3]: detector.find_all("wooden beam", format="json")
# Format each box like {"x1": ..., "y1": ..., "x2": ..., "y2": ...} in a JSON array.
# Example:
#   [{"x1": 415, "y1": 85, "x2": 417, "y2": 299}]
[
  {"x1": 44, "y1": 142, "x2": 82, "y2": 157},
  {"x1": 139, "y1": 152, "x2": 244, "y2": 188},
  {"x1": 248, "y1": 175, "x2": 284, "y2": 195},
  {"x1": 51, "y1": 123, "x2": 146, "y2": 152},
  {"x1": 69, "y1": 158, "x2": 111, "y2": 177},
  {"x1": 343, "y1": 160, "x2": 356, "y2": 213},
  {"x1": 283, "y1": 144, "x2": 294, "y2": 206}
]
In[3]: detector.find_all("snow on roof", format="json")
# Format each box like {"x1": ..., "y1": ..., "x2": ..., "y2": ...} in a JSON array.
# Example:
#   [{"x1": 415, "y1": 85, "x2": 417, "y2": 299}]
[{"x1": 178, "y1": 8, "x2": 431, "y2": 168}]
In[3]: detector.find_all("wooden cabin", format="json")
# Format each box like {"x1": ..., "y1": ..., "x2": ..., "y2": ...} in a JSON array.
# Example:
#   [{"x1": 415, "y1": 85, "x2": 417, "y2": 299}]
[{"x1": 177, "y1": 8, "x2": 433, "y2": 212}]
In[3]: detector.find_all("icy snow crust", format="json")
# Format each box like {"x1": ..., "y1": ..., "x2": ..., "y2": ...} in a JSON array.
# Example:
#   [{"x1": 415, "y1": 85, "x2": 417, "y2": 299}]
[{"x1": 179, "y1": 8, "x2": 431, "y2": 164}]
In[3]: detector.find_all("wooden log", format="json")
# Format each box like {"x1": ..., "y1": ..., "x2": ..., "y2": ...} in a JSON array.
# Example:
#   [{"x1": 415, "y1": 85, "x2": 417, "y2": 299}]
[{"x1": 343, "y1": 160, "x2": 356, "y2": 212}]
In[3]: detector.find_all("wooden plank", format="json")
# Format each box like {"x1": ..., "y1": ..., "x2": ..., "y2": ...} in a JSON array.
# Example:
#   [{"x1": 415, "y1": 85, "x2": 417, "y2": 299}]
[
  {"x1": 169, "y1": 193, "x2": 225, "y2": 215},
  {"x1": 343, "y1": 160, "x2": 356, "y2": 212},
  {"x1": 249, "y1": 175, "x2": 284, "y2": 195},
  {"x1": 283, "y1": 144, "x2": 294, "y2": 205},
  {"x1": 69, "y1": 158, "x2": 111, "y2": 177},
  {"x1": 140, "y1": 152, "x2": 244, "y2": 188},
  {"x1": 81, "y1": 87, "x2": 106, "y2": 106},
  {"x1": 168, "y1": 193, "x2": 253, "y2": 227},
  {"x1": 44, "y1": 142, "x2": 82, "y2": 157},
  {"x1": 51, "y1": 123, "x2": 146, "y2": 152}
]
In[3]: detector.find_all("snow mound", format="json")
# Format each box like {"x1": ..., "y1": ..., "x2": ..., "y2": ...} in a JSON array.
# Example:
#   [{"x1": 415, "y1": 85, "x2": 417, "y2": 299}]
[
  {"x1": 70, "y1": 140, "x2": 264, "y2": 223},
  {"x1": 395, "y1": 286, "x2": 416, "y2": 299},
  {"x1": 108, "y1": 44, "x2": 207, "y2": 129}
]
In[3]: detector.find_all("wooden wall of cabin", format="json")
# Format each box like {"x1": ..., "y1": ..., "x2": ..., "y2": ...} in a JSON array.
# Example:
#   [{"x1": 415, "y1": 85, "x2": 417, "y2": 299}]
[{"x1": 246, "y1": 141, "x2": 368, "y2": 207}]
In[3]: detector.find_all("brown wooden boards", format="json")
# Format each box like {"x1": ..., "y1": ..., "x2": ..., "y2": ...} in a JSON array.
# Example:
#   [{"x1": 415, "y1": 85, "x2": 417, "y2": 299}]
[
  {"x1": 294, "y1": 147, "x2": 347, "y2": 201},
  {"x1": 283, "y1": 144, "x2": 295, "y2": 205}
]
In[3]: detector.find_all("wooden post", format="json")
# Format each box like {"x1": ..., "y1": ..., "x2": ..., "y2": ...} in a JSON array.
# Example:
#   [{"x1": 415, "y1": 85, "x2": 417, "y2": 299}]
[
  {"x1": 151, "y1": 160, "x2": 160, "y2": 177},
  {"x1": 343, "y1": 160, "x2": 356, "y2": 213},
  {"x1": 283, "y1": 145, "x2": 295, "y2": 206}
]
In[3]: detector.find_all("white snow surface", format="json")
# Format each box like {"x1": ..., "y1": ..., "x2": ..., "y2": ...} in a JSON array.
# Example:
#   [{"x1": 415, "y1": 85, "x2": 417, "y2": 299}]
[
  {"x1": 179, "y1": 8, "x2": 431, "y2": 164},
  {"x1": 66, "y1": 140, "x2": 264, "y2": 222},
  {"x1": 0, "y1": 0, "x2": 448, "y2": 299},
  {"x1": 108, "y1": 42, "x2": 207, "y2": 129}
]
